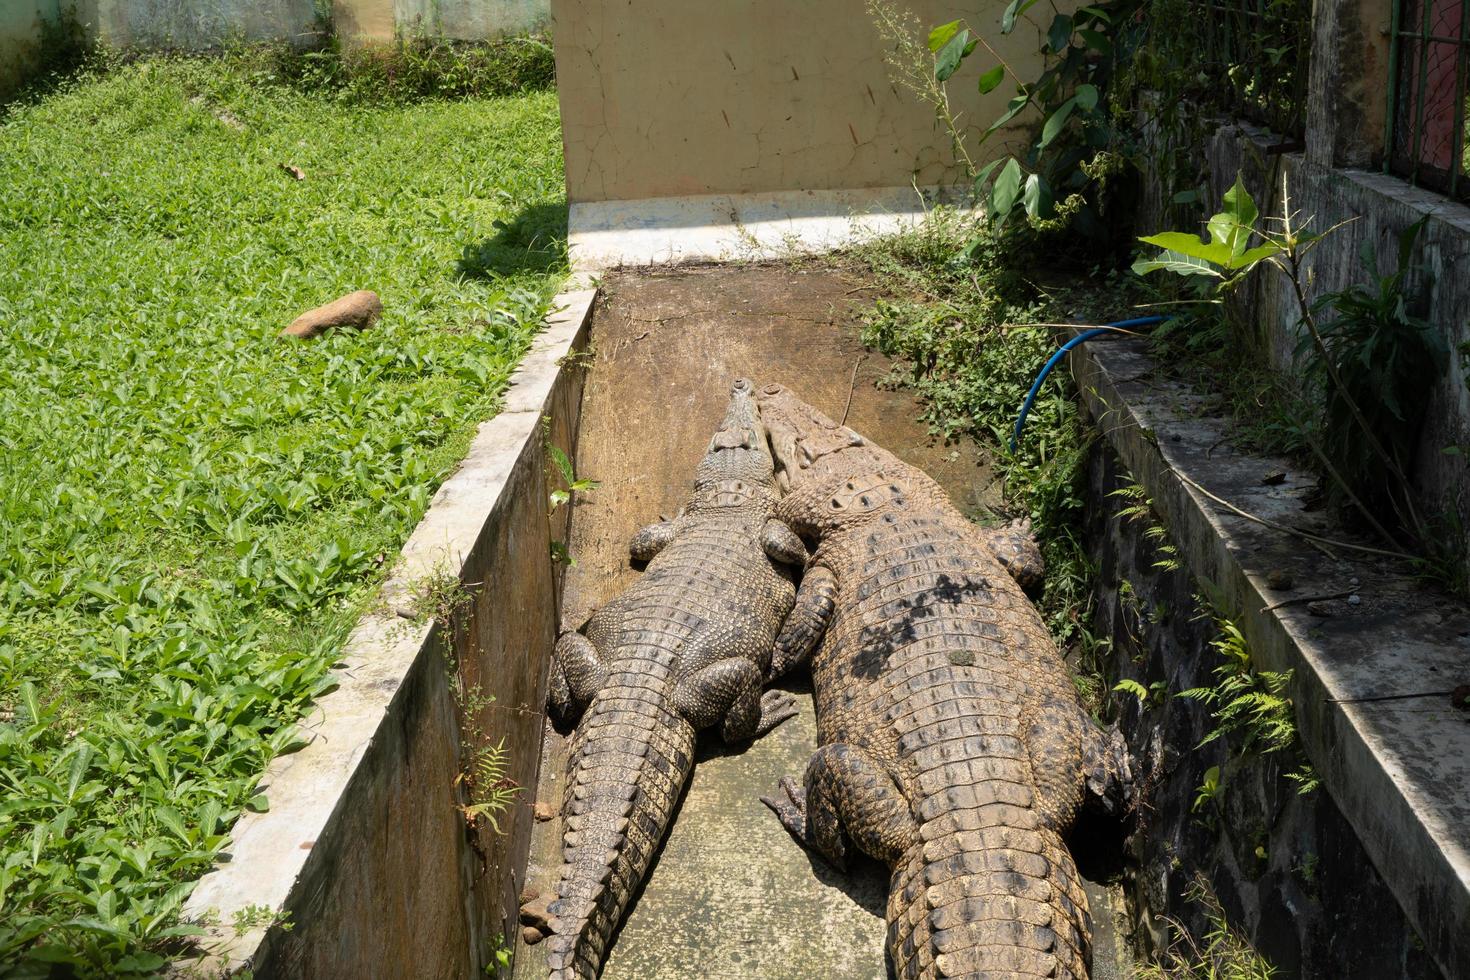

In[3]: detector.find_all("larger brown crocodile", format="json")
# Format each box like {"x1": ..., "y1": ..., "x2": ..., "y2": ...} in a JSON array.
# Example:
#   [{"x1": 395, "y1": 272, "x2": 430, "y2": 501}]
[
  {"x1": 755, "y1": 383, "x2": 1131, "y2": 980},
  {"x1": 535, "y1": 378, "x2": 808, "y2": 979}
]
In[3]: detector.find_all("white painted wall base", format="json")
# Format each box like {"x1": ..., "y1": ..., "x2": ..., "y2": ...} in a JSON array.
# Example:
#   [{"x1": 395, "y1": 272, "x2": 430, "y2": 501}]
[{"x1": 567, "y1": 186, "x2": 971, "y2": 271}]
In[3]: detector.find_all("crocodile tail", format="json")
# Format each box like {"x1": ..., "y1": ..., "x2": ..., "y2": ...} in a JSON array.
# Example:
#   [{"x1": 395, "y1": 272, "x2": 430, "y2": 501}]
[
  {"x1": 887, "y1": 809, "x2": 1091, "y2": 980},
  {"x1": 545, "y1": 678, "x2": 696, "y2": 979}
]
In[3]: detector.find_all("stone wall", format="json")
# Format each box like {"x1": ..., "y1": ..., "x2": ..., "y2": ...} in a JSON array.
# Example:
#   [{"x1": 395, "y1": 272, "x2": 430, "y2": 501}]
[{"x1": 1083, "y1": 442, "x2": 1442, "y2": 979}]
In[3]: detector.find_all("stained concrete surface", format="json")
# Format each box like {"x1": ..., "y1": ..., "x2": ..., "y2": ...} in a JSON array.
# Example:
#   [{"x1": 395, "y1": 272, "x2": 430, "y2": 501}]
[{"x1": 515, "y1": 264, "x2": 1130, "y2": 978}]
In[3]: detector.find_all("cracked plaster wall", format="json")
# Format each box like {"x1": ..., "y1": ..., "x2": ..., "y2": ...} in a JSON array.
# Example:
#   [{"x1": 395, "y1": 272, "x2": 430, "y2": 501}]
[{"x1": 551, "y1": 0, "x2": 1068, "y2": 203}]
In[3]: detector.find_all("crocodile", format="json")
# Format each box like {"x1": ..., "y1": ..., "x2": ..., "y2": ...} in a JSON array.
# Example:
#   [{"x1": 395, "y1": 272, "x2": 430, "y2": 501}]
[
  {"x1": 534, "y1": 378, "x2": 807, "y2": 979},
  {"x1": 755, "y1": 382, "x2": 1131, "y2": 980}
]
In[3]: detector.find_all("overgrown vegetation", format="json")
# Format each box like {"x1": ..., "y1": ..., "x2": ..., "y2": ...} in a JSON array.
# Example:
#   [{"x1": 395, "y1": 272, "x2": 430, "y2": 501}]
[
  {"x1": 0, "y1": 53, "x2": 564, "y2": 974},
  {"x1": 1135, "y1": 176, "x2": 1453, "y2": 572},
  {"x1": 1134, "y1": 877, "x2": 1279, "y2": 980}
]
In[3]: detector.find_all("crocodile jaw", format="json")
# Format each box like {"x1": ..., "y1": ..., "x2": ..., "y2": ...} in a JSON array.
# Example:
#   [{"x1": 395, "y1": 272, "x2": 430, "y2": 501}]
[
  {"x1": 691, "y1": 378, "x2": 779, "y2": 509},
  {"x1": 755, "y1": 382, "x2": 866, "y2": 492}
]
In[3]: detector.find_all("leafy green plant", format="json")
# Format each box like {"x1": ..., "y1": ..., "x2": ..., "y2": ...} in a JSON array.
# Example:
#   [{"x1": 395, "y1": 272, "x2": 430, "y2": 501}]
[
  {"x1": 1304, "y1": 219, "x2": 1446, "y2": 533},
  {"x1": 547, "y1": 444, "x2": 599, "y2": 511},
  {"x1": 1134, "y1": 173, "x2": 1442, "y2": 554},
  {"x1": 458, "y1": 738, "x2": 520, "y2": 833},
  {"x1": 922, "y1": 1, "x2": 1141, "y2": 236},
  {"x1": 1178, "y1": 618, "x2": 1318, "y2": 797},
  {"x1": 1114, "y1": 677, "x2": 1168, "y2": 708},
  {"x1": 0, "y1": 54, "x2": 563, "y2": 974}
]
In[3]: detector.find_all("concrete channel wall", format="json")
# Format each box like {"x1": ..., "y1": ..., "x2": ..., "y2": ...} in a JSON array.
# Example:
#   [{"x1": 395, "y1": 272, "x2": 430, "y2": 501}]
[
  {"x1": 1072, "y1": 337, "x2": 1469, "y2": 979},
  {"x1": 177, "y1": 291, "x2": 594, "y2": 977}
]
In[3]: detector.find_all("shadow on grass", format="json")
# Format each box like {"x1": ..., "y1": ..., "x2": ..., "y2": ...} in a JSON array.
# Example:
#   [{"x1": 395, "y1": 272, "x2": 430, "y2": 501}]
[{"x1": 457, "y1": 201, "x2": 568, "y2": 280}]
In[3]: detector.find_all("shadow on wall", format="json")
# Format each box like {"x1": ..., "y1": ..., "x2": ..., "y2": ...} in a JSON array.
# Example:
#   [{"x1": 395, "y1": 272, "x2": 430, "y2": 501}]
[{"x1": 457, "y1": 201, "x2": 568, "y2": 280}]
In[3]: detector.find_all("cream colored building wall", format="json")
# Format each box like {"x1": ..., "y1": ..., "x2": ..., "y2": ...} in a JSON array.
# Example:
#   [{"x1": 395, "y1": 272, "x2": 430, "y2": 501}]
[{"x1": 551, "y1": 0, "x2": 1058, "y2": 203}]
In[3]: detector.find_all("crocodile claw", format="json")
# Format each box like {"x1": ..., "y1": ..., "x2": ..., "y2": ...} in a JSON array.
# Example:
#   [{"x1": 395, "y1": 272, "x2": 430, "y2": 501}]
[{"x1": 754, "y1": 690, "x2": 799, "y2": 737}]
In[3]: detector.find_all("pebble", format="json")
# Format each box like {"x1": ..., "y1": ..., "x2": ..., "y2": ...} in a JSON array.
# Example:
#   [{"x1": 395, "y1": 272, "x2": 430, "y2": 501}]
[
  {"x1": 1347, "y1": 594, "x2": 1361, "y2": 606},
  {"x1": 534, "y1": 801, "x2": 556, "y2": 822},
  {"x1": 522, "y1": 925, "x2": 546, "y2": 945},
  {"x1": 1266, "y1": 569, "x2": 1294, "y2": 590}
]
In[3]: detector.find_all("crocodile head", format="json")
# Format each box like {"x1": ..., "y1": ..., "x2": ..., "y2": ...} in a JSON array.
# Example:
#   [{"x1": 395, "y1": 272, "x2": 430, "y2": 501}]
[
  {"x1": 757, "y1": 382, "x2": 915, "y2": 537},
  {"x1": 689, "y1": 378, "x2": 779, "y2": 511}
]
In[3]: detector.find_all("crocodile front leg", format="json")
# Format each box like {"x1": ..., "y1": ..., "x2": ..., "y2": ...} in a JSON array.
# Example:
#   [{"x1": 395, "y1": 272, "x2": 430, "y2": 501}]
[
  {"x1": 759, "y1": 518, "x2": 807, "y2": 565},
  {"x1": 761, "y1": 743, "x2": 918, "y2": 871},
  {"x1": 769, "y1": 564, "x2": 837, "y2": 681},
  {"x1": 629, "y1": 519, "x2": 677, "y2": 561},
  {"x1": 674, "y1": 658, "x2": 799, "y2": 742},
  {"x1": 548, "y1": 631, "x2": 606, "y2": 727}
]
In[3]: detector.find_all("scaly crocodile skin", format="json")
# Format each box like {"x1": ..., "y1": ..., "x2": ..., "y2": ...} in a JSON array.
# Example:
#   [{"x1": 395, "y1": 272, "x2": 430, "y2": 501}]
[
  {"x1": 756, "y1": 383, "x2": 1131, "y2": 980},
  {"x1": 539, "y1": 379, "x2": 806, "y2": 979}
]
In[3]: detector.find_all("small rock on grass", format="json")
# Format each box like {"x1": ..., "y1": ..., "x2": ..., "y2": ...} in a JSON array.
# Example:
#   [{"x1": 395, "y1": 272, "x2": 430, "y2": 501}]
[{"x1": 280, "y1": 290, "x2": 382, "y2": 339}]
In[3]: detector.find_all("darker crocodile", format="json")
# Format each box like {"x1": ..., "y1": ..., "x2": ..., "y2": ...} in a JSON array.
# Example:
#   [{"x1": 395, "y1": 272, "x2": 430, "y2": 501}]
[
  {"x1": 534, "y1": 378, "x2": 807, "y2": 979},
  {"x1": 755, "y1": 383, "x2": 1131, "y2": 980}
]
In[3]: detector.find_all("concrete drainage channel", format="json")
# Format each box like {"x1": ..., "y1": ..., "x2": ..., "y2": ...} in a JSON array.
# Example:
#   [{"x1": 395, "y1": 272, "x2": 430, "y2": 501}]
[{"x1": 185, "y1": 266, "x2": 1466, "y2": 980}]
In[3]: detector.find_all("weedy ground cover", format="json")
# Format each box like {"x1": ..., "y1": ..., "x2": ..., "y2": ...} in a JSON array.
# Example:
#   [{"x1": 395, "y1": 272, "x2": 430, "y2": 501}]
[{"x1": 0, "y1": 55, "x2": 564, "y2": 973}]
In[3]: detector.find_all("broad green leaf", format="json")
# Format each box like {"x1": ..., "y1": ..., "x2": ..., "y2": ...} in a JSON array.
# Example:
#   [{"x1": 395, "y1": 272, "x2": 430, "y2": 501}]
[
  {"x1": 977, "y1": 64, "x2": 1005, "y2": 94},
  {"x1": 990, "y1": 158, "x2": 1023, "y2": 217},
  {"x1": 1046, "y1": 14, "x2": 1074, "y2": 52},
  {"x1": 972, "y1": 158, "x2": 1003, "y2": 190},
  {"x1": 1022, "y1": 173, "x2": 1054, "y2": 219},
  {"x1": 1206, "y1": 173, "x2": 1259, "y2": 258},
  {"x1": 65, "y1": 745, "x2": 93, "y2": 802},
  {"x1": 1074, "y1": 83, "x2": 1099, "y2": 111},
  {"x1": 927, "y1": 20, "x2": 962, "y2": 52},
  {"x1": 986, "y1": 94, "x2": 1030, "y2": 136},
  {"x1": 1001, "y1": 0, "x2": 1043, "y2": 33},
  {"x1": 154, "y1": 807, "x2": 189, "y2": 842},
  {"x1": 1138, "y1": 232, "x2": 1237, "y2": 266},
  {"x1": 1131, "y1": 249, "x2": 1224, "y2": 278},
  {"x1": 547, "y1": 444, "x2": 576, "y2": 484},
  {"x1": 1078, "y1": 28, "x2": 1111, "y2": 52},
  {"x1": 1039, "y1": 96, "x2": 1078, "y2": 150},
  {"x1": 934, "y1": 29, "x2": 971, "y2": 82},
  {"x1": 246, "y1": 793, "x2": 270, "y2": 813}
]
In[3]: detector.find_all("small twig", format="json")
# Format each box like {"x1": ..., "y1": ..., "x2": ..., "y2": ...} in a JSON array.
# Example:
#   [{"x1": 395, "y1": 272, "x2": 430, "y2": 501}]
[
  {"x1": 840, "y1": 355, "x2": 865, "y2": 427},
  {"x1": 1260, "y1": 591, "x2": 1354, "y2": 614},
  {"x1": 1325, "y1": 690, "x2": 1457, "y2": 705},
  {"x1": 1172, "y1": 471, "x2": 1416, "y2": 561}
]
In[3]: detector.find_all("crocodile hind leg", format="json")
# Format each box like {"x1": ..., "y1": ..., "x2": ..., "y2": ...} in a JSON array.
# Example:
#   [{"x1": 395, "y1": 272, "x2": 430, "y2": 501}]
[
  {"x1": 761, "y1": 743, "x2": 918, "y2": 871},
  {"x1": 547, "y1": 631, "x2": 607, "y2": 727},
  {"x1": 1082, "y1": 718, "x2": 1135, "y2": 817},
  {"x1": 674, "y1": 658, "x2": 799, "y2": 742}
]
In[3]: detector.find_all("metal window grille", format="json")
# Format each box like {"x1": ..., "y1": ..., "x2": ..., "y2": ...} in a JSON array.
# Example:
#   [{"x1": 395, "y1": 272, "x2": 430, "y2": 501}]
[
  {"x1": 1192, "y1": 0, "x2": 1312, "y2": 138},
  {"x1": 1386, "y1": 0, "x2": 1470, "y2": 203}
]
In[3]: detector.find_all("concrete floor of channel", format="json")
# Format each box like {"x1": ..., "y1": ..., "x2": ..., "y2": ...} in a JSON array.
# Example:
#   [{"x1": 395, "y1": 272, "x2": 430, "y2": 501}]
[{"x1": 513, "y1": 262, "x2": 1133, "y2": 979}]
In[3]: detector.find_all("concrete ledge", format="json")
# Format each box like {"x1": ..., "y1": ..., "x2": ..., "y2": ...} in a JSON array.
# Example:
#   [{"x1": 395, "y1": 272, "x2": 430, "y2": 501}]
[
  {"x1": 179, "y1": 289, "x2": 596, "y2": 976},
  {"x1": 567, "y1": 186, "x2": 965, "y2": 271},
  {"x1": 1072, "y1": 337, "x2": 1470, "y2": 980}
]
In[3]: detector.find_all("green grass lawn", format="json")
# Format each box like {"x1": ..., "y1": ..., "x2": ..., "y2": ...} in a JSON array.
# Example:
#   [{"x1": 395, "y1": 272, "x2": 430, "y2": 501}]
[{"x1": 0, "y1": 55, "x2": 564, "y2": 975}]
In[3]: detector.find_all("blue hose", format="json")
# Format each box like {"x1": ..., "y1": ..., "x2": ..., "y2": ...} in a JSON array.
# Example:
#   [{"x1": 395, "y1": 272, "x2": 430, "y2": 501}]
[{"x1": 1009, "y1": 316, "x2": 1169, "y2": 451}]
